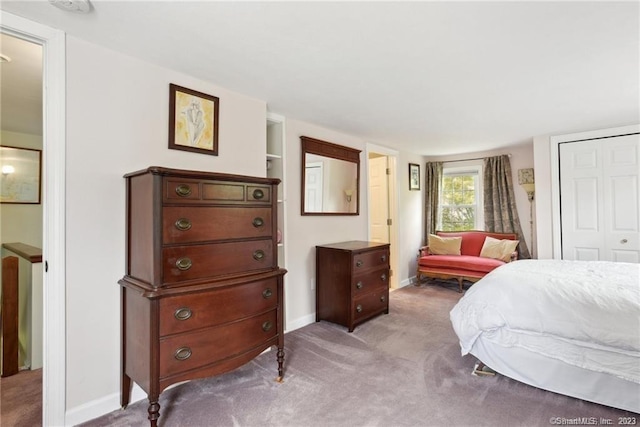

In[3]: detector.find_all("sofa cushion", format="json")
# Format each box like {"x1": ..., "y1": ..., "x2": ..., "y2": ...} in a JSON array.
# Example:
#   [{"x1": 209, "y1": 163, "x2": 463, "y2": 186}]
[
  {"x1": 480, "y1": 236, "x2": 520, "y2": 262},
  {"x1": 418, "y1": 254, "x2": 504, "y2": 274},
  {"x1": 428, "y1": 234, "x2": 462, "y2": 255},
  {"x1": 436, "y1": 231, "x2": 518, "y2": 256}
]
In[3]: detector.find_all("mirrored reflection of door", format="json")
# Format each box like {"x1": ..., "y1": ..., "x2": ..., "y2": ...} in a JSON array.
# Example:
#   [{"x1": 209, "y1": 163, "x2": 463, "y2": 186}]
[{"x1": 304, "y1": 162, "x2": 323, "y2": 212}]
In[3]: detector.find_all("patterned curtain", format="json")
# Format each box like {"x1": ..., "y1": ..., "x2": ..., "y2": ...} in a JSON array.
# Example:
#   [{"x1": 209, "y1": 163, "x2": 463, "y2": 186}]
[
  {"x1": 483, "y1": 155, "x2": 531, "y2": 259},
  {"x1": 424, "y1": 162, "x2": 443, "y2": 242}
]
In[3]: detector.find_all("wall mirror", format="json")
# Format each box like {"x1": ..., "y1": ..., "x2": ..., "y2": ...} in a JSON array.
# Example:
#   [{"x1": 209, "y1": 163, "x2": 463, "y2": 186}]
[{"x1": 301, "y1": 136, "x2": 361, "y2": 216}]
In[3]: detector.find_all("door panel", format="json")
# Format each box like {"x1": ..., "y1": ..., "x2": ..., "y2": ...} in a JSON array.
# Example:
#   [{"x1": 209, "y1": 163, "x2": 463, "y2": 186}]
[
  {"x1": 369, "y1": 156, "x2": 389, "y2": 244},
  {"x1": 560, "y1": 134, "x2": 640, "y2": 261}
]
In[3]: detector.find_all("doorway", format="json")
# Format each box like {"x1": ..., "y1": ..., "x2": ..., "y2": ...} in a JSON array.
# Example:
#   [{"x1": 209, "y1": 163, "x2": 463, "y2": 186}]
[
  {"x1": 367, "y1": 145, "x2": 399, "y2": 289},
  {"x1": 1, "y1": 12, "x2": 67, "y2": 426}
]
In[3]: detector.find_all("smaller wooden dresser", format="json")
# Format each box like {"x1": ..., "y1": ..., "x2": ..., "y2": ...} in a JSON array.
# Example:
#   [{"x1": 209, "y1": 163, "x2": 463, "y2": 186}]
[{"x1": 316, "y1": 241, "x2": 390, "y2": 332}]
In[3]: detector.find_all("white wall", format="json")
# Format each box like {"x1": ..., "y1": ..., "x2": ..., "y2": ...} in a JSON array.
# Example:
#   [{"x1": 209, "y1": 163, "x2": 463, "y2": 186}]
[
  {"x1": 398, "y1": 151, "x2": 425, "y2": 284},
  {"x1": 64, "y1": 36, "x2": 267, "y2": 414},
  {"x1": 425, "y1": 143, "x2": 536, "y2": 257},
  {"x1": 0, "y1": 130, "x2": 43, "y2": 248},
  {"x1": 283, "y1": 119, "x2": 369, "y2": 328}
]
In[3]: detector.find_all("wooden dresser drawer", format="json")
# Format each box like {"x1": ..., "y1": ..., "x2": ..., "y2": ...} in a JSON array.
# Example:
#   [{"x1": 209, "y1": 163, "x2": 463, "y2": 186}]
[
  {"x1": 159, "y1": 310, "x2": 277, "y2": 378},
  {"x1": 352, "y1": 268, "x2": 389, "y2": 296},
  {"x1": 163, "y1": 240, "x2": 274, "y2": 283},
  {"x1": 159, "y1": 278, "x2": 279, "y2": 336},
  {"x1": 353, "y1": 248, "x2": 390, "y2": 272},
  {"x1": 163, "y1": 206, "x2": 272, "y2": 244},
  {"x1": 353, "y1": 288, "x2": 389, "y2": 323},
  {"x1": 164, "y1": 178, "x2": 271, "y2": 205}
]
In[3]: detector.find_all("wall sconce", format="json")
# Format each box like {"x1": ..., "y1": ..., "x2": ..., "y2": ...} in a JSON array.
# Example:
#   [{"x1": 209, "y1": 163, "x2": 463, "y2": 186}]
[
  {"x1": 518, "y1": 168, "x2": 535, "y2": 201},
  {"x1": 344, "y1": 189, "x2": 353, "y2": 203},
  {"x1": 2, "y1": 165, "x2": 15, "y2": 176},
  {"x1": 518, "y1": 168, "x2": 535, "y2": 258}
]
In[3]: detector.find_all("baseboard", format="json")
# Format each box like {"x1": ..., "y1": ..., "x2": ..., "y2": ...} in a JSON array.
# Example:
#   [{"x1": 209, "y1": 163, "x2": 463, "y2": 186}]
[
  {"x1": 399, "y1": 275, "x2": 417, "y2": 288},
  {"x1": 285, "y1": 313, "x2": 315, "y2": 333},
  {"x1": 65, "y1": 383, "x2": 147, "y2": 426}
]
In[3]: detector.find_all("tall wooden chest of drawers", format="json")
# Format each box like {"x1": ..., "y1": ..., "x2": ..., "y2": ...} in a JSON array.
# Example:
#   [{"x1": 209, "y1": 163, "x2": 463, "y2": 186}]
[
  {"x1": 316, "y1": 241, "x2": 390, "y2": 332},
  {"x1": 119, "y1": 167, "x2": 286, "y2": 426}
]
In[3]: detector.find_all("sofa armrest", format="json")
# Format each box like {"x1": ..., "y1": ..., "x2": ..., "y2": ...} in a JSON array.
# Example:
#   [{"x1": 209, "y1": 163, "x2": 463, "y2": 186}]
[{"x1": 418, "y1": 246, "x2": 430, "y2": 258}]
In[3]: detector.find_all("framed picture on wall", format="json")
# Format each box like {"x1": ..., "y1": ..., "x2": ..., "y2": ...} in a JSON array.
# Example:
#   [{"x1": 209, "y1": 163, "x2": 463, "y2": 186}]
[
  {"x1": 168, "y1": 83, "x2": 220, "y2": 156},
  {"x1": 0, "y1": 145, "x2": 42, "y2": 204},
  {"x1": 409, "y1": 163, "x2": 420, "y2": 191}
]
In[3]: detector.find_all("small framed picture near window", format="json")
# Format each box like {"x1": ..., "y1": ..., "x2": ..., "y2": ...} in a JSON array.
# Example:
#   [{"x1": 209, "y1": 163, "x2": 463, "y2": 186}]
[
  {"x1": 169, "y1": 83, "x2": 220, "y2": 156},
  {"x1": 0, "y1": 145, "x2": 42, "y2": 204},
  {"x1": 409, "y1": 163, "x2": 420, "y2": 191}
]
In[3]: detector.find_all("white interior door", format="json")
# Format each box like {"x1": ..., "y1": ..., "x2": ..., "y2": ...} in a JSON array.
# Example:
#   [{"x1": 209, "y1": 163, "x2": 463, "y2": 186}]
[
  {"x1": 560, "y1": 134, "x2": 640, "y2": 262},
  {"x1": 369, "y1": 156, "x2": 389, "y2": 244}
]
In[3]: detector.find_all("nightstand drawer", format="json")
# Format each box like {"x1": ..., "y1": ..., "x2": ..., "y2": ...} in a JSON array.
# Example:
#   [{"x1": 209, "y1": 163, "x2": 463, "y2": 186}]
[
  {"x1": 353, "y1": 248, "x2": 389, "y2": 272},
  {"x1": 352, "y1": 268, "x2": 389, "y2": 295},
  {"x1": 163, "y1": 206, "x2": 272, "y2": 244},
  {"x1": 163, "y1": 239, "x2": 273, "y2": 283},
  {"x1": 353, "y1": 288, "x2": 389, "y2": 322},
  {"x1": 159, "y1": 310, "x2": 277, "y2": 378},
  {"x1": 159, "y1": 278, "x2": 279, "y2": 336}
]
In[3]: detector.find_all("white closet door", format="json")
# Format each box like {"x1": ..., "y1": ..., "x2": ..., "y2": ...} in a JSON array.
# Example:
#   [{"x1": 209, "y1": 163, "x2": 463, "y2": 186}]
[{"x1": 560, "y1": 134, "x2": 640, "y2": 262}]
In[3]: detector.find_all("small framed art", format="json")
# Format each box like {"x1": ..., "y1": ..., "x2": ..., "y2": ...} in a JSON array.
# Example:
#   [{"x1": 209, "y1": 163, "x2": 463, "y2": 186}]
[
  {"x1": 409, "y1": 163, "x2": 420, "y2": 191},
  {"x1": 168, "y1": 83, "x2": 219, "y2": 156}
]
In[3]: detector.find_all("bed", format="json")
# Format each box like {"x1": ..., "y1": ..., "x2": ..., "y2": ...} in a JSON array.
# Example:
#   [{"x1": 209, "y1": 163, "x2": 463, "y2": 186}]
[{"x1": 449, "y1": 259, "x2": 640, "y2": 413}]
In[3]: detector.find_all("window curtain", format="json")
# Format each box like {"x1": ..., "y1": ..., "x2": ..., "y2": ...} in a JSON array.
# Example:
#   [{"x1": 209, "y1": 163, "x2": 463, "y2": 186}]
[
  {"x1": 424, "y1": 161, "x2": 443, "y2": 242},
  {"x1": 483, "y1": 155, "x2": 531, "y2": 259}
]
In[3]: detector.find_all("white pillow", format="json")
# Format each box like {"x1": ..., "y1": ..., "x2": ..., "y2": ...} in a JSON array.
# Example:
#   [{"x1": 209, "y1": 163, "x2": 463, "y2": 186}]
[
  {"x1": 480, "y1": 236, "x2": 519, "y2": 262},
  {"x1": 428, "y1": 234, "x2": 462, "y2": 255}
]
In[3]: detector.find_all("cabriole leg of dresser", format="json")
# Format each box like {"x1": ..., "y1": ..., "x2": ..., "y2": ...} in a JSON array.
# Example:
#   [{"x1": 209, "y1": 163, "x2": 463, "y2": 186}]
[
  {"x1": 147, "y1": 397, "x2": 160, "y2": 427},
  {"x1": 276, "y1": 346, "x2": 285, "y2": 382}
]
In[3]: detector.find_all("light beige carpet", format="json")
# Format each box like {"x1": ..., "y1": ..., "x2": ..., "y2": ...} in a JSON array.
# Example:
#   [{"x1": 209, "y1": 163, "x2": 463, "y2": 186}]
[{"x1": 81, "y1": 282, "x2": 635, "y2": 427}]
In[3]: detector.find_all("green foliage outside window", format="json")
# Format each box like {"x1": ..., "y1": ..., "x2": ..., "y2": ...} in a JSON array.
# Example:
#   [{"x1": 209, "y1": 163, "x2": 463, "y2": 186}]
[{"x1": 440, "y1": 174, "x2": 477, "y2": 231}]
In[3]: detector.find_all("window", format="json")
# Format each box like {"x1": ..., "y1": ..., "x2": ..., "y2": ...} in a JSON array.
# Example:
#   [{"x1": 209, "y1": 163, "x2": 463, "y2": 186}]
[{"x1": 439, "y1": 164, "x2": 483, "y2": 231}]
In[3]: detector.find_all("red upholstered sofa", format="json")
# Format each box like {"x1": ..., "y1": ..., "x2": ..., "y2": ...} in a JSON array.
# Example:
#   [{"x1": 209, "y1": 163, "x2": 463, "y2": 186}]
[{"x1": 417, "y1": 230, "x2": 518, "y2": 292}]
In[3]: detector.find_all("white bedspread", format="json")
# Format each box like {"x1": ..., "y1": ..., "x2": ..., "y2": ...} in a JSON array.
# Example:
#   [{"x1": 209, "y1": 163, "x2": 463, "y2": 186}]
[{"x1": 450, "y1": 259, "x2": 640, "y2": 384}]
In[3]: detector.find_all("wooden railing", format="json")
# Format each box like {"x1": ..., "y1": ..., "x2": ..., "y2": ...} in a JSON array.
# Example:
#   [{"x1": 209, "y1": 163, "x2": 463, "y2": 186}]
[{"x1": 2, "y1": 256, "x2": 19, "y2": 377}]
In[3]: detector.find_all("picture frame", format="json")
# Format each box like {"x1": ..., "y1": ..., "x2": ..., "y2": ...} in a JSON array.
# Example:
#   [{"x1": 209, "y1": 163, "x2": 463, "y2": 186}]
[
  {"x1": 409, "y1": 163, "x2": 420, "y2": 191},
  {"x1": 168, "y1": 83, "x2": 220, "y2": 156},
  {"x1": 0, "y1": 145, "x2": 42, "y2": 204}
]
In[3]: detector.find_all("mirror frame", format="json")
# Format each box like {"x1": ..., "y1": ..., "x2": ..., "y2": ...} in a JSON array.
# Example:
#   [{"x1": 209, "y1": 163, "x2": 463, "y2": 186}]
[{"x1": 301, "y1": 136, "x2": 361, "y2": 216}]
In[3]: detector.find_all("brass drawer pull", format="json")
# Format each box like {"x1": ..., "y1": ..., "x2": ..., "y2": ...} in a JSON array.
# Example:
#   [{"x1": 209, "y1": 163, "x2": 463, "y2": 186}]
[
  {"x1": 175, "y1": 184, "x2": 192, "y2": 197},
  {"x1": 174, "y1": 218, "x2": 192, "y2": 231},
  {"x1": 174, "y1": 347, "x2": 192, "y2": 361},
  {"x1": 253, "y1": 189, "x2": 265, "y2": 200},
  {"x1": 252, "y1": 217, "x2": 264, "y2": 228},
  {"x1": 262, "y1": 321, "x2": 273, "y2": 332},
  {"x1": 356, "y1": 281, "x2": 363, "y2": 289},
  {"x1": 262, "y1": 288, "x2": 273, "y2": 299},
  {"x1": 356, "y1": 304, "x2": 363, "y2": 313},
  {"x1": 381, "y1": 274, "x2": 387, "y2": 282},
  {"x1": 174, "y1": 307, "x2": 192, "y2": 321},
  {"x1": 253, "y1": 250, "x2": 265, "y2": 261},
  {"x1": 381, "y1": 255, "x2": 387, "y2": 262},
  {"x1": 380, "y1": 295, "x2": 386, "y2": 303},
  {"x1": 355, "y1": 260, "x2": 363, "y2": 267},
  {"x1": 176, "y1": 257, "x2": 192, "y2": 271}
]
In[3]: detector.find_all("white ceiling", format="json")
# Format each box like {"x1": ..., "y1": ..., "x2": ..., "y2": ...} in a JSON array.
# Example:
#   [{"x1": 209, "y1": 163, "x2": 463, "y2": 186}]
[{"x1": 1, "y1": 1, "x2": 638, "y2": 155}]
